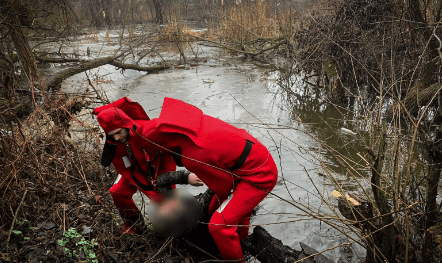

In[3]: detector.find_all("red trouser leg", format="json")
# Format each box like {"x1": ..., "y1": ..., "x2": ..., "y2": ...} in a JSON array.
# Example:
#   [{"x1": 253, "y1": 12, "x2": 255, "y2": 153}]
[
  {"x1": 208, "y1": 180, "x2": 272, "y2": 262},
  {"x1": 109, "y1": 175, "x2": 163, "y2": 220},
  {"x1": 208, "y1": 196, "x2": 251, "y2": 240},
  {"x1": 109, "y1": 175, "x2": 140, "y2": 221},
  {"x1": 237, "y1": 214, "x2": 252, "y2": 240}
]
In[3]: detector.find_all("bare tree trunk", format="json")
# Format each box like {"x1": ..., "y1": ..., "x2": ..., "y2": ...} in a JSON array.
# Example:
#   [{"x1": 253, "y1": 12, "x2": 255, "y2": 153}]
[
  {"x1": 89, "y1": 0, "x2": 101, "y2": 27},
  {"x1": 176, "y1": 22, "x2": 187, "y2": 64},
  {"x1": 152, "y1": 0, "x2": 163, "y2": 24},
  {"x1": 426, "y1": 130, "x2": 442, "y2": 223},
  {"x1": 101, "y1": 0, "x2": 113, "y2": 28},
  {"x1": 406, "y1": 0, "x2": 442, "y2": 232},
  {"x1": 367, "y1": 121, "x2": 396, "y2": 262},
  {"x1": 406, "y1": 0, "x2": 439, "y2": 87},
  {"x1": 5, "y1": 3, "x2": 39, "y2": 87}
]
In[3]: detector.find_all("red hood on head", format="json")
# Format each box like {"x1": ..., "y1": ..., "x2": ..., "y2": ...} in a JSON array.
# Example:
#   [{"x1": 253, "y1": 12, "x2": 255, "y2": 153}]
[
  {"x1": 96, "y1": 107, "x2": 137, "y2": 134},
  {"x1": 92, "y1": 97, "x2": 150, "y2": 134},
  {"x1": 92, "y1": 97, "x2": 150, "y2": 121}
]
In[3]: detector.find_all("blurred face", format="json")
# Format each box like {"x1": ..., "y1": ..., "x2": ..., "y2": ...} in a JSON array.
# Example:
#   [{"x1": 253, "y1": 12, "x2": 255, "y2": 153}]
[{"x1": 108, "y1": 128, "x2": 129, "y2": 143}]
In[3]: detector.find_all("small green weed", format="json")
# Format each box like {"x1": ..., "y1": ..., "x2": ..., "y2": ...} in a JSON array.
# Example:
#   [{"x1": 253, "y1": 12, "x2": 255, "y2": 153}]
[
  {"x1": 11, "y1": 230, "x2": 22, "y2": 235},
  {"x1": 57, "y1": 228, "x2": 98, "y2": 262}
]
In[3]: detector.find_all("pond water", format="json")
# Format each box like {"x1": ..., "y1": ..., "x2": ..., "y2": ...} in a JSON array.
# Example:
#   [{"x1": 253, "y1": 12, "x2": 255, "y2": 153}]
[{"x1": 54, "y1": 27, "x2": 367, "y2": 262}]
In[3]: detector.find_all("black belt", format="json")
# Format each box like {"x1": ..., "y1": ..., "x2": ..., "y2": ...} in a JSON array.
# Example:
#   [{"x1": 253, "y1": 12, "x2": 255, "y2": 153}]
[{"x1": 228, "y1": 139, "x2": 254, "y2": 170}]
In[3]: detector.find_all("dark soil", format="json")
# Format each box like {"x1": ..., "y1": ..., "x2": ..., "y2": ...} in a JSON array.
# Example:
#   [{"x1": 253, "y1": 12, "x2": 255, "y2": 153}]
[{"x1": 0, "y1": 183, "x2": 221, "y2": 263}]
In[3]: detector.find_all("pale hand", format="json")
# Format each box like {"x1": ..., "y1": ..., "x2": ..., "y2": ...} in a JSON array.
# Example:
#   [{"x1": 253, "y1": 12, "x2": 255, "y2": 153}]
[{"x1": 188, "y1": 173, "x2": 204, "y2": 186}]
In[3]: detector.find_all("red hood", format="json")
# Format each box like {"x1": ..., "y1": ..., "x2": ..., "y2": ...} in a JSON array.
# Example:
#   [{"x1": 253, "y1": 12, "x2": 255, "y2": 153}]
[
  {"x1": 92, "y1": 97, "x2": 150, "y2": 134},
  {"x1": 92, "y1": 97, "x2": 150, "y2": 121},
  {"x1": 95, "y1": 107, "x2": 137, "y2": 134}
]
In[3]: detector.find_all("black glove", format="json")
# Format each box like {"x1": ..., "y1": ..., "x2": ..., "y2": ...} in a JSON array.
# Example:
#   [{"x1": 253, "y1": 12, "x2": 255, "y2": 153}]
[
  {"x1": 155, "y1": 170, "x2": 191, "y2": 193},
  {"x1": 101, "y1": 135, "x2": 117, "y2": 167}
]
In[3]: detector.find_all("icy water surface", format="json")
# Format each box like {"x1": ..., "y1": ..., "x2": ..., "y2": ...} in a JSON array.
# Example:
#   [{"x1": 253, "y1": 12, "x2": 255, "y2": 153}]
[{"x1": 56, "y1": 28, "x2": 365, "y2": 262}]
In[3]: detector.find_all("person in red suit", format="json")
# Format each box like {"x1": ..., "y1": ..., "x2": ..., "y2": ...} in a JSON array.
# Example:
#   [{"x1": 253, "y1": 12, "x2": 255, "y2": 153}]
[
  {"x1": 92, "y1": 97, "x2": 202, "y2": 234},
  {"x1": 94, "y1": 97, "x2": 278, "y2": 262},
  {"x1": 150, "y1": 97, "x2": 278, "y2": 262}
]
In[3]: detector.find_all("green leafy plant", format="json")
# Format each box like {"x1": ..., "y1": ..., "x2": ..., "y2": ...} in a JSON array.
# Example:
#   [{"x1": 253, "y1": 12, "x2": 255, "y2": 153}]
[
  {"x1": 57, "y1": 228, "x2": 98, "y2": 262},
  {"x1": 11, "y1": 230, "x2": 22, "y2": 235}
]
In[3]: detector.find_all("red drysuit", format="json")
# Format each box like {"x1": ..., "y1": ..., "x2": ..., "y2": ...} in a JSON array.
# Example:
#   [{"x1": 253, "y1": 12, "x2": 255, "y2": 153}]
[
  {"x1": 92, "y1": 98, "x2": 176, "y2": 233},
  {"x1": 145, "y1": 97, "x2": 278, "y2": 262}
]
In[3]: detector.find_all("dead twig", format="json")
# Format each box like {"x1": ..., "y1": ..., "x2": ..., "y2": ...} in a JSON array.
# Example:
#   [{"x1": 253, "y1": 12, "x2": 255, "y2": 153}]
[{"x1": 6, "y1": 189, "x2": 29, "y2": 249}]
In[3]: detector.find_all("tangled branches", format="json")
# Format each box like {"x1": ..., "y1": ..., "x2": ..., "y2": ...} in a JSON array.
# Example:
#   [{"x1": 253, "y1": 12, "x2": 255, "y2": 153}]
[
  {"x1": 0, "y1": 93, "x2": 109, "y2": 228},
  {"x1": 295, "y1": 0, "x2": 419, "y2": 103}
]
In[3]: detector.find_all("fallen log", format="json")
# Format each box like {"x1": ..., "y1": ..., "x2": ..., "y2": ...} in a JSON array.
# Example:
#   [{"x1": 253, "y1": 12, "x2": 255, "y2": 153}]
[
  {"x1": 242, "y1": 226, "x2": 334, "y2": 263},
  {"x1": 39, "y1": 56, "x2": 170, "y2": 91},
  {"x1": 241, "y1": 225, "x2": 300, "y2": 262}
]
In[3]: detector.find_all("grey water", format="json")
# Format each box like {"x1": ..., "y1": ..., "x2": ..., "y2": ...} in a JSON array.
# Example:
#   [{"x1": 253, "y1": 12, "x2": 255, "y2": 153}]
[{"x1": 54, "y1": 28, "x2": 366, "y2": 262}]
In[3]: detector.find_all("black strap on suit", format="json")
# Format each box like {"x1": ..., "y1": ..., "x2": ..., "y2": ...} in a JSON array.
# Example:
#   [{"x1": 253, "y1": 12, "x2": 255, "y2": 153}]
[
  {"x1": 228, "y1": 139, "x2": 254, "y2": 170},
  {"x1": 126, "y1": 142, "x2": 155, "y2": 191}
]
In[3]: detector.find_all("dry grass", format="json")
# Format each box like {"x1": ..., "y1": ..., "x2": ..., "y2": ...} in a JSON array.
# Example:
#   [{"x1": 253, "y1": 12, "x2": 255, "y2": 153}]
[
  {"x1": 156, "y1": 21, "x2": 213, "y2": 43},
  {"x1": 222, "y1": 3, "x2": 278, "y2": 38},
  {"x1": 216, "y1": 1, "x2": 285, "y2": 43}
]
